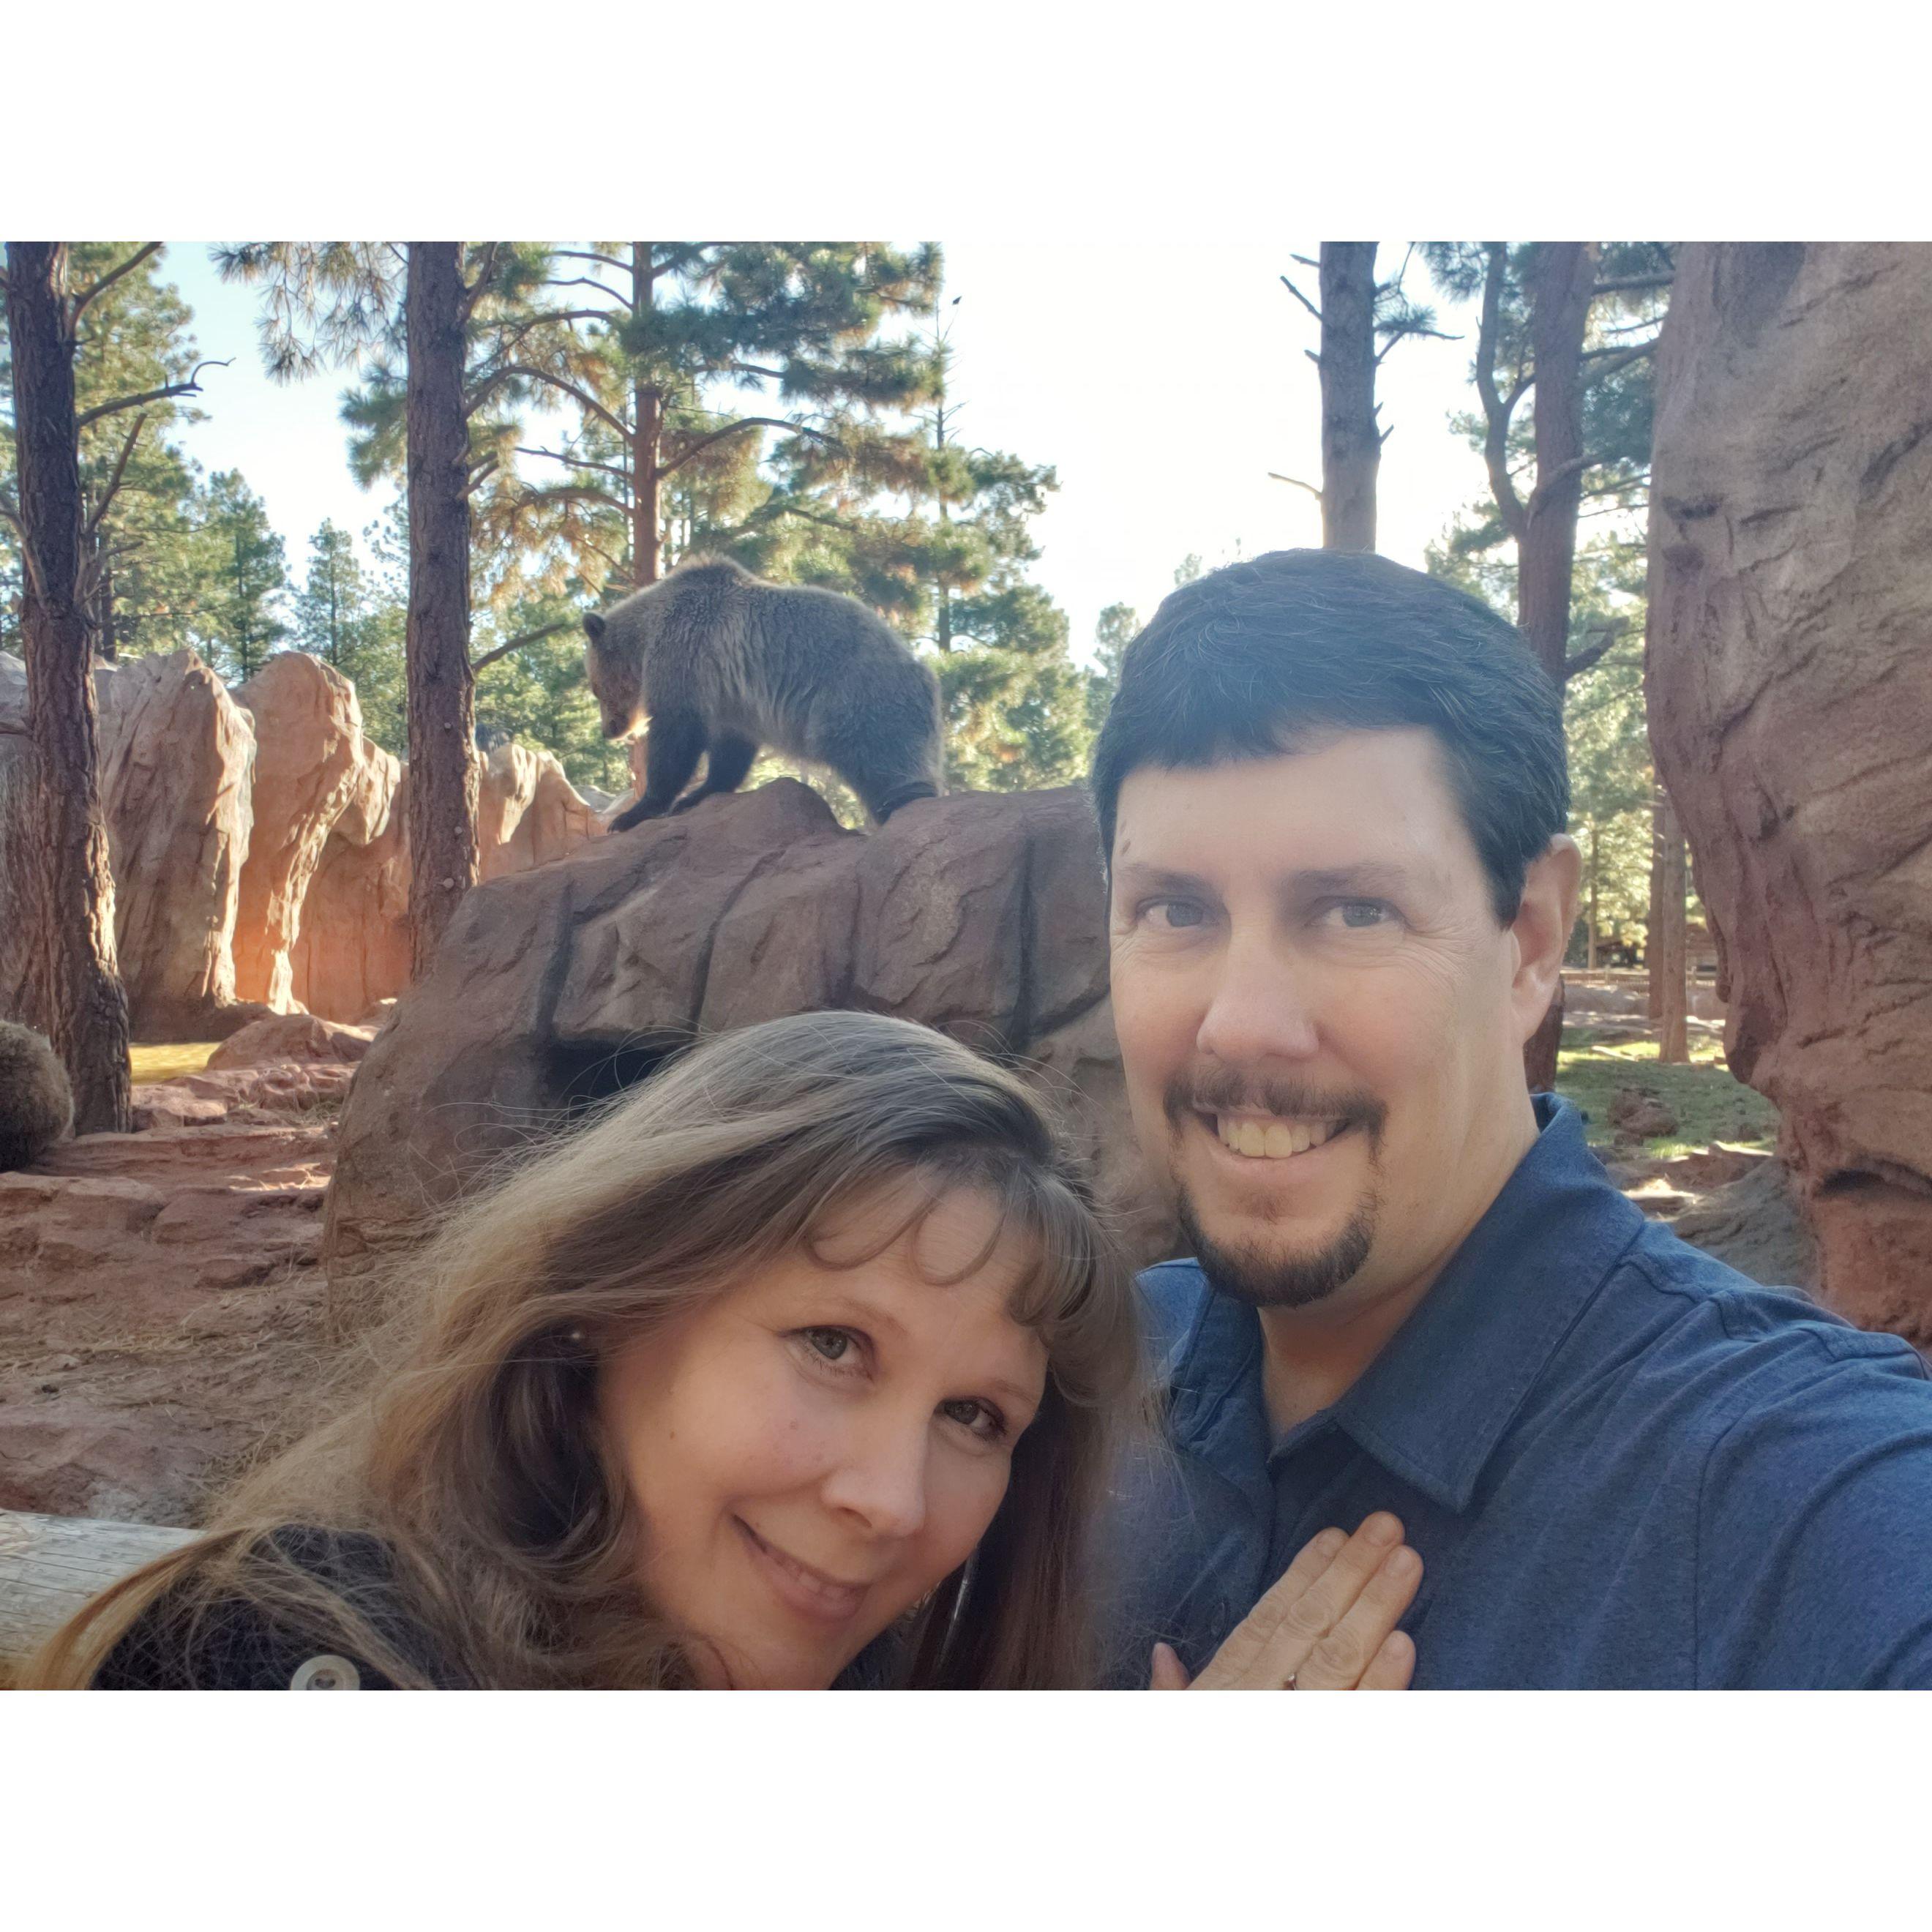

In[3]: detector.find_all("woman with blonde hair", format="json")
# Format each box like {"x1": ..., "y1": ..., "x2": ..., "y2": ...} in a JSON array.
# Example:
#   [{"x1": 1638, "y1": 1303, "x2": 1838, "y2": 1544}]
[{"x1": 27, "y1": 1011, "x2": 1418, "y2": 1691}]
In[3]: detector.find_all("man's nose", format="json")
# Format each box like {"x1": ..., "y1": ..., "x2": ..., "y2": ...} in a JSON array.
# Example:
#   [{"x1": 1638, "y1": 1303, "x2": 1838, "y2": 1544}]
[
  {"x1": 821, "y1": 1412, "x2": 930, "y2": 1541},
  {"x1": 1194, "y1": 926, "x2": 1321, "y2": 1066}
]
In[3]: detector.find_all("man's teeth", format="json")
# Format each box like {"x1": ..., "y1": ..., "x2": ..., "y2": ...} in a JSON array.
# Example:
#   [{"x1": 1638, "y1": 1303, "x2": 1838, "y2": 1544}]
[{"x1": 1214, "y1": 1115, "x2": 1342, "y2": 1159}]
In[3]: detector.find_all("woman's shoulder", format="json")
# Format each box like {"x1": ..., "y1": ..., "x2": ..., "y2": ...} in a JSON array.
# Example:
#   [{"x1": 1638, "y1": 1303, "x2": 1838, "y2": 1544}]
[{"x1": 94, "y1": 1525, "x2": 454, "y2": 1691}]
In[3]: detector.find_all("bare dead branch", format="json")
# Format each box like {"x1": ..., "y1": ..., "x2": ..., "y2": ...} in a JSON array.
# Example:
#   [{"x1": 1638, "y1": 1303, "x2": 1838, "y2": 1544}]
[
  {"x1": 517, "y1": 446, "x2": 632, "y2": 485},
  {"x1": 470, "y1": 616, "x2": 580, "y2": 675},
  {"x1": 1591, "y1": 272, "x2": 1674, "y2": 296},
  {"x1": 1279, "y1": 274, "x2": 1323, "y2": 324},
  {"x1": 1527, "y1": 454, "x2": 1591, "y2": 523},
  {"x1": 1289, "y1": 252, "x2": 1320, "y2": 271},
  {"x1": 73, "y1": 359, "x2": 229, "y2": 430},
  {"x1": 70, "y1": 243, "x2": 163, "y2": 320},
  {"x1": 1269, "y1": 472, "x2": 1324, "y2": 501},
  {"x1": 84, "y1": 414, "x2": 149, "y2": 536}
]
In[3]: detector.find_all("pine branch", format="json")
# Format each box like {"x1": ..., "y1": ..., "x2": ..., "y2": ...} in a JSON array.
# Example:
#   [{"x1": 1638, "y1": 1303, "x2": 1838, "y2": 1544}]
[
  {"x1": 70, "y1": 243, "x2": 163, "y2": 320},
  {"x1": 471, "y1": 364, "x2": 629, "y2": 438},
  {"x1": 471, "y1": 616, "x2": 579, "y2": 675},
  {"x1": 660, "y1": 416, "x2": 842, "y2": 477},
  {"x1": 73, "y1": 359, "x2": 228, "y2": 430},
  {"x1": 550, "y1": 250, "x2": 632, "y2": 274}
]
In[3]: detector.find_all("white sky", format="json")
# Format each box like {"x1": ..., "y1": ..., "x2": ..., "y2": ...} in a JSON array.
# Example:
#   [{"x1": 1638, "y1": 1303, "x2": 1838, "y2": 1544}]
[{"x1": 160, "y1": 242, "x2": 1492, "y2": 662}]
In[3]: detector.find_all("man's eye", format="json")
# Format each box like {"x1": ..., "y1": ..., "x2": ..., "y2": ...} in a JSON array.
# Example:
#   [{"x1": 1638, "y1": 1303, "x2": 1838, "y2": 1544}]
[
  {"x1": 1329, "y1": 899, "x2": 1391, "y2": 930},
  {"x1": 1149, "y1": 899, "x2": 1208, "y2": 929}
]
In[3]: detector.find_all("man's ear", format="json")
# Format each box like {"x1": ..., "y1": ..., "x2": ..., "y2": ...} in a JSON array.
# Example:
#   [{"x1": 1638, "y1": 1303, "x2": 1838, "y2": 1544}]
[{"x1": 1509, "y1": 834, "x2": 1583, "y2": 1044}]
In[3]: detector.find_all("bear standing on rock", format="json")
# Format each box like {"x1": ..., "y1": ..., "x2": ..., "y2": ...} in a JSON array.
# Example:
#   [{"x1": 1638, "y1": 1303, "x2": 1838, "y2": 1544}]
[
  {"x1": 583, "y1": 555, "x2": 943, "y2": 831},
  {"x1": 0, "y1": 1019, "x2": 74, "y2": 1172}
]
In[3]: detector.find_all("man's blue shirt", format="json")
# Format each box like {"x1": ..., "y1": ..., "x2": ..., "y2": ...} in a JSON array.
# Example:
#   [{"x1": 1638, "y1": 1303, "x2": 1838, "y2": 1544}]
[{"x1": 1098, "y1": 1096, "x2": 1932, "y2": 1688}]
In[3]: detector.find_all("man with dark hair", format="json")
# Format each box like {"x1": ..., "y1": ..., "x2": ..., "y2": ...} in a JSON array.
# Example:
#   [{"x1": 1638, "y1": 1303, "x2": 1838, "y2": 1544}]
[{"x1": 1094, "y1": 548, "x2": 1932, "y2": 1688}]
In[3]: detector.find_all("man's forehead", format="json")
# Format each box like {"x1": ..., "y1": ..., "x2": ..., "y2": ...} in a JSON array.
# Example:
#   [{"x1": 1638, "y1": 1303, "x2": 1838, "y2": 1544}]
[{"x1": 1113, "y1": 728, "x2": 1469, "y2": 858}]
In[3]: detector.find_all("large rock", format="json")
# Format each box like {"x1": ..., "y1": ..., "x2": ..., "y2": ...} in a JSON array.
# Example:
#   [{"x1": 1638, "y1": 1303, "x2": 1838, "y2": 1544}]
[
  {"x1": 233, "y1": 653, "x2": 399, "y2": 1014},
  {"x1": 291, "y1": 746, "x2": 602, "y2": 1022},
  {"x1": 480, "y1": 742, "x2": 601, "y2": 880},
  {"x1": 2, "y1": 648, "x2": 258, "y2": 1040},
  {"x1": 94, "y1": 651, "x2": 258, "y2": 1038},
  {"x1": 1648, "y1": 244, "x2": 1932, "y2": 1343},
  {"x1": 323, "y1": 781, "x2": 1170, "y2": 1336}
]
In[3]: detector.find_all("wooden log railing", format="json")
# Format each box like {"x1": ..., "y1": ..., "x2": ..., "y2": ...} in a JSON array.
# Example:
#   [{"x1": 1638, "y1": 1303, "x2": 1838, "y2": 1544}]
[{"x1": 0, "y1": 1510, "x2": 197, "y2": 1685}]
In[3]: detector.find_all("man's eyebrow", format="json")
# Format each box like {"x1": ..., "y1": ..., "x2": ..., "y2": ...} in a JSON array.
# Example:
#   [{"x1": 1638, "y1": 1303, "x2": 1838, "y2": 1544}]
[
  {"x1": 1290, "y1": 863, "x2": 1426, "y2": 896},
  {"x1": 1108, "y1": 861, "x2": 1212, "y2": 895}
]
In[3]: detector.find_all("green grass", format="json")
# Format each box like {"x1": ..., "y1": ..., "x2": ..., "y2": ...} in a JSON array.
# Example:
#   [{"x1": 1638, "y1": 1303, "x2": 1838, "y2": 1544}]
[
  {"x1": 130, "y1": 1042, "x2": 220, "y2": 1086},
  {"x1": 1555, "y1": 1027, "x2": 1778, "y2": 1160}
]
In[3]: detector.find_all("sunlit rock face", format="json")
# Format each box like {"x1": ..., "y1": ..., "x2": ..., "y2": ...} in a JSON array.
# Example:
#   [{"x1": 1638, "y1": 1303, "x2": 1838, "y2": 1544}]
[
  {"x1": 232, "y1": 652, "x2": 398, "y2": 1016},
  {"x1": 1648, "y1": 242, "x2": 1932, "y2": 1344}
]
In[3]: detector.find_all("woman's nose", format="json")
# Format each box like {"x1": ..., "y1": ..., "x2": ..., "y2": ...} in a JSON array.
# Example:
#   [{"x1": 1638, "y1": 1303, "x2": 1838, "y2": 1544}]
[{"x1": 820, "y1": 1415, "x2": 930, "y2": 1541}]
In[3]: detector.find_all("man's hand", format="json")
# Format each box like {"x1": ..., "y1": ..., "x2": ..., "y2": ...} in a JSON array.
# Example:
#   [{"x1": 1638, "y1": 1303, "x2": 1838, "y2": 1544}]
[{"x1": 1150, "y1": 1513, "x2": 1420, "y2": 1690}]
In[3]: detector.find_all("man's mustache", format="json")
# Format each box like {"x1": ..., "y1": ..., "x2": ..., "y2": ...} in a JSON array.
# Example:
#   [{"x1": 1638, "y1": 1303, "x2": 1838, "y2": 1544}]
[{"x1": 1164, "y1": 1066, "x2": 1388, "y2": 1139}]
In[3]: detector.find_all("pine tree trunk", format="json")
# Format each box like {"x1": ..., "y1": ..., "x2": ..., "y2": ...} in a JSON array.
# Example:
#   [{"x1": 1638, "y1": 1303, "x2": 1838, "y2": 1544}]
[
  {"x1": 4, "y1": 242, "x2": 132, "y2": 1134},
  {"x1": 1587, "y1": 827, "x2": 1599, "y2": 970},
  {"x1": 402, "y1": 242, "x2": 478, "y2": 981},
  {"x1": 632, "y1": 244, "x2": 661, "y2": 585},
  {"x1": 1657, "y1": 790, "x2": 1689, "y2": 1063},
  {"x1": 1317, "y1": 243, "x2": 1379, "y2": 553},
  {"x1": 1523, "y1": 975, "x2": 1564, "y2": 1093},
  {"x1": 1647, "y1": 790, "x2": 1666, "y2": 1020},
  {"x1": 1517, "y1": 242, "x2": 1600, "y2": 686}
]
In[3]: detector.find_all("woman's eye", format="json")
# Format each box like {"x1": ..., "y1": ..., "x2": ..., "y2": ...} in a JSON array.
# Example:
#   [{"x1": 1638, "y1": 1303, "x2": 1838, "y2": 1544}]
[
  {"x1": 800, "y1": 1327, "x2": 855, "y2": 1364},
  {"x1": 940, "y1": 1398, "x2": 1006, "y2": 1442}
]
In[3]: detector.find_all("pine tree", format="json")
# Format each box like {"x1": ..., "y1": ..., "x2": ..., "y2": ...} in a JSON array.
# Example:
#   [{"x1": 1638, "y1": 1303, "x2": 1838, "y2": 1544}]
[
  {"x1": 847, "y1": 301, "x2": 1082, "y2": 790},
  {"x1": 218, "y1": 242, "x2": 565, "y2": 969},
  {"x1": 1, "y1": 243, "x2": 222, "y2": 664},
  {"x1": 203, "y1": 470, "x2": 288, "y2": 681},
  {"x1": 1, "y1": 243, "x2": 132, "y2": 1131},
  {"x1": 1275, "y1": 245, "x2": 1449, "y2": 551},
  {"x1": 479, "y1": 243, "x2": 943, "y2": 594},
  {"x1": 1085, "y1": 600, "x2": 1139, "y2": 735}
]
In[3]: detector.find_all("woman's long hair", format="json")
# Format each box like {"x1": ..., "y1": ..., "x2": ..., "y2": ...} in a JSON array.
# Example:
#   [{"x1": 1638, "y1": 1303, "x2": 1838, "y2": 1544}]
[{"x1": 27, "y1": 1011, "x2": 1141, "y2": 1690}]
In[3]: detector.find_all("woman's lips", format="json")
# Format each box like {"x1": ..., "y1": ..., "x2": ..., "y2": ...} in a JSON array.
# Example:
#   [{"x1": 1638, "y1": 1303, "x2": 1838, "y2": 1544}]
[{"x1": 735, "y1": 1518, "x2": 869, "y2": 1625}]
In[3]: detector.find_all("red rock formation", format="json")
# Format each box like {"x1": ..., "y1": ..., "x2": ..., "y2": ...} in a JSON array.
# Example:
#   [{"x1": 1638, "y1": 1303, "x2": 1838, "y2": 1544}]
[
  {"x1": 93, "y1": 650, "x2": 258, "y2": 1038},
  {"x1": 4, "y1": 648, "x2": 258, "y2": 1040},
  {"x1": 323, "y1": 781, "x2": 1170, "y2": 1337},
  {"x1": 1648, "y1": 243, "x2": 1932, "y2": 1342},
  {"x1": 232, "y1": 654, "x2": 398, "y2": 1014},
  {"x1": 291, "y1": 746, "x2": 602, "y2": 1021}
]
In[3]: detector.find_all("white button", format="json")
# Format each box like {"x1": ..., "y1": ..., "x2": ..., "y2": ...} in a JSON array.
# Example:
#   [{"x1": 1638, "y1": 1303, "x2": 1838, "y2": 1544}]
[{"x1": 290, "y1": 1654, "x2": 362, "y2": 1690}]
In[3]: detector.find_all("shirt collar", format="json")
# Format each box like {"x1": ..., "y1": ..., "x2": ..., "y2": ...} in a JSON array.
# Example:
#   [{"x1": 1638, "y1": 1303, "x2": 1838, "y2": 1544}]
[
  {"x1": 1171, "y1": 1096, "x2": 1648, "y2": 1516},
  {"x1": 1328, "y1": 1095, "x2": 1647, "y2": 1511}
]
